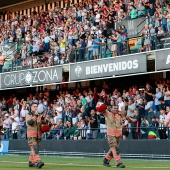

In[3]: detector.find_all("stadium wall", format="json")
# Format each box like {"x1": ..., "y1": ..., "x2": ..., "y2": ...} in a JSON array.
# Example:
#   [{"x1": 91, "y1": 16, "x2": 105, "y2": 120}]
[{"x1": 8, "y1": 139, "x2": 170, "y2": 155}]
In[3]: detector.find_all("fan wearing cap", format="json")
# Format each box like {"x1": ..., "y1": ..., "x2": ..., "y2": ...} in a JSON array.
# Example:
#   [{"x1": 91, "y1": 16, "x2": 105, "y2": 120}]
[
  {"x1": 26, "y1": 102, "x2": 44, "y2": 168},
  {"x1": 96, "y1": 102, "x2": 125, "y2": 168}
]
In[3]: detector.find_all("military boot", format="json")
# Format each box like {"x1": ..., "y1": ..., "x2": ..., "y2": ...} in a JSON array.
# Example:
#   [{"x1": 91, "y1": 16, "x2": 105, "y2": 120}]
[
  {"x1": 103, "y1": 158, "x2": 111, "y2": 167},
  {"x1": 37, "y1": 161, "x2": 44, "y2": 169},
  {"x1": 117, "y1": 163, "x2": 125, "y2": 168},
  {"x1": 28, "y1": 161, "x2": 36, "y2": 167}
]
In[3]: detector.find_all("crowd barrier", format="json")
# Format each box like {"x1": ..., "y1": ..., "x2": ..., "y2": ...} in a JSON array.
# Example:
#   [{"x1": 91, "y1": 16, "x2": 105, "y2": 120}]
[
  {"x1": 0, "y1": 126, "x2": 169, "y2": 140},
  {"x1": 2, "y1": 32, "x2": 169, "y2": 73}
]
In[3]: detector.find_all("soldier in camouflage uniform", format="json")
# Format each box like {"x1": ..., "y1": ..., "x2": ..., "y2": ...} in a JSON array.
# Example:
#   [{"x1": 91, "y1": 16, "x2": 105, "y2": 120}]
[
  {"x1": 26, "y1": 102, "x2": 44, "y2": 168},
  {"x1": 101, "y1": 105, "x2": 125, "y2": 168}
]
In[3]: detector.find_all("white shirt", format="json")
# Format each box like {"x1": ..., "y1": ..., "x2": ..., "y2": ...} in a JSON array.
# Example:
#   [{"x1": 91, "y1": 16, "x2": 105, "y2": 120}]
[
  {"x1": 95, "y1": 30, "x2": 102, "y2": 37},
  {"x1": 56, "y1": 106, "x2": 63, "y2": 119},
  {"x1": 85, "y1": 96, "x2": 92, "y2": 103},
  {"x1": 95, "y1": 14, "x2": 100, "y2": 22},
  {"x1": 145, "y1": 102, "x2": 152, "y2": 110},
  {"x1": 127, "y1": 104, "x2": 136, "y2": 117},
  {"x1": 20, "y1": 109, "x2": 29, "y2": 118},
  {"x1": 164, "y1": 91, "x2": 170, "y2": 101},
  {"x1": 154, "y1": 92, "x2": 162, "y2": 105},
  {"x1": 87, "y1": 39, "x2": 93, "y2": 51},
  {"x1": 118, "y1": 101, "x2": 125, "y2": 111},
  {"x1": 38, "y1": 103, "x2": 44, "y2": 113},
  {"x1": 91, "y1": 26, "x2": 96, "y2": 34},
  {"x1": 159, "y1": 114, "x2": 166, "y2": 128},
  {"x1": 12, "y1": 122, "x2": 18, "y2": 132},
  {"x1": 3, "y1": 118, "x2": 10, "y2": 129},
  {"x1": 44, "y1": 36, "x2": 50, "y2": 43}
]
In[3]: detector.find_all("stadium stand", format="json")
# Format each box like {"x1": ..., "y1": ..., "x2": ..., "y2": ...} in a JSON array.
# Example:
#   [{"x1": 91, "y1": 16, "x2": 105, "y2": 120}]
[{"x1": 0, "y1": 0, "x2": 170, "y2": 71}]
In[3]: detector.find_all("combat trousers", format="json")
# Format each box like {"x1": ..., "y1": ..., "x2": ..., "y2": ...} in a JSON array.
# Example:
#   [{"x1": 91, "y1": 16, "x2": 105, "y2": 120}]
[
  {"x1": 28, "y1": 137, "x2": 41, "y2": 164},
  {"x1": 105, "y1": 135, "x2": 122, "y2": 165}
]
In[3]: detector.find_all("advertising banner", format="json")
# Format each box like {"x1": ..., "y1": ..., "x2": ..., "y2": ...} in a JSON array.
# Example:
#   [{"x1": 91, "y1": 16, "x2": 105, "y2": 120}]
[
  {"x1": 155, "y1": 49, "x2": 170, "y2": 70},
  {"x1": 0, "y1": 140, "x2": 9, "y2": 155},
  {"x1": 70, "y1": 54, "x2": 147, "y2": 81},
  {"x1": 0, "y1": 66, "x2": 63, "y2": 89}
]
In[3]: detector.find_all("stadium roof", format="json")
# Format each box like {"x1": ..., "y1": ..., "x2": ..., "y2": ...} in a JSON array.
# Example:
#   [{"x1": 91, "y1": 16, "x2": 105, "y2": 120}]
[{"x1": 0, "y1": 0, "x2": 34, "y2": 9}]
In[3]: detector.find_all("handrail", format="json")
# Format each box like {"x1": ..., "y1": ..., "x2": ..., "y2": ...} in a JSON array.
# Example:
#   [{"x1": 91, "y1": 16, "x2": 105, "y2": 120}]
[
  {"x1": 6, "y1": 42, "x2": 17, "y2": 58},
  {"x1": 1, "y1": 126, "x2": 169, "y2": 139},
  {"x1": 137, "y1": 18, "x2": 146, "y2": 36}
]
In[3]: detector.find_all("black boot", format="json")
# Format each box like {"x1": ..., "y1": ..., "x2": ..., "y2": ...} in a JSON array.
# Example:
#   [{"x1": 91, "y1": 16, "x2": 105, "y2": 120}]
[
  {"x1": 29, "y1": 161, "x2": 36, "y2": 167},
  {"x1": 103, "y1": 158, "x2": 111, "y2": 167},
  {"x1": 117, "y1": 163, "x2": 125, "y2": 168},
  {"x1": 37, "y1": 162, "x2": 44, "y2": 169}
]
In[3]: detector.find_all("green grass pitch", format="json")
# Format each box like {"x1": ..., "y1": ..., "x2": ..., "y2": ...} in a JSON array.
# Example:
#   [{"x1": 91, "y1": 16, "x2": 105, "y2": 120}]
[{"x1": 0, "y1": 155, "x2": 169, "y2": 170}]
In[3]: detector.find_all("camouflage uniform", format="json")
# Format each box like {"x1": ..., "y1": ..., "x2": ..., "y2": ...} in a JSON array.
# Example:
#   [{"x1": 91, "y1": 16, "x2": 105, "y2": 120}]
[
  {"x1": 103, "y1": 109, "x2": 124, "y2": 167},
  {"x1": 26, "y1": 112, "x2": 42, "y2": 166}
]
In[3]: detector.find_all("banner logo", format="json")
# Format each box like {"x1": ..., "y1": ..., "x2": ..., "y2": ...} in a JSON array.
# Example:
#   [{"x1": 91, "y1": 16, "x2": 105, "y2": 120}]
[
  {"x1": 0, "y1": 66, "x2": 63, "y2": 89},
  {"x1": 0, "y1": 143, "x2": 3, "y2": 152},
  {"x1": 75, "y1": 65, "x2": 82, "y2": 77},
  {"x1": 25, "y1": 72, "x2": 33, "y2": 84}
]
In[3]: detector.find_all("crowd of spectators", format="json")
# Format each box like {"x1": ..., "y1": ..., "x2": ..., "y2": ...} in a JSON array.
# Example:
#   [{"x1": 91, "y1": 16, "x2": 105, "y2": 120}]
[
  {"x1": 0, "y1": 0, "x2": 170, "y2": 71},
  {"x1": 0, "y1": 78, "x2": 170, "y2": 140}
]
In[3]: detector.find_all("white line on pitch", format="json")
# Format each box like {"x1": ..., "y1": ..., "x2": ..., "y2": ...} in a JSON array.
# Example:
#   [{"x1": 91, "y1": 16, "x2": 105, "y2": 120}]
[{"x1": 0, "y1": 161, "x2": 169, "y2": 168}]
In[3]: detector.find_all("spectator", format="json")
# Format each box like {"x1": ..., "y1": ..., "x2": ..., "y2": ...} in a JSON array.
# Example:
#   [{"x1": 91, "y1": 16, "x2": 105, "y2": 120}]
[
  {"x1": 115, "y1": 31, "x2": 123, "y2": 56},
  {"x1": 157, "y1": 26, "x2": 164, "y2": 43},
  {"x1": 149, "y1": 24, "x2": 155, "y2": 50},
  {"x1": 142, "y1": 25, "x2": 151, "y2": 51},
  {"x1": 127, "y1": 109, "x2": 141, "y2": 139},
  {"x1": 110, "y1": 30, "x2": 118, "y2": 57},
  {"x1": 2, "y1": 113, "x2": 10, "y2": 139},
  {"x1": 137, "y1": 3, "x2": 146, "y2": 17},
  {"x1": 74, "y1": 119, "x2": 87, "y2": 140},
  {"x1": 10, "y1": 117, "x2": 18, "y2": 139},
  {"x1": 163, "y1": 86, "x2": 170, "y2": 106},
  {"x1": 122, "y1": 116, "x2": 129, "y2": 140},
  {"x1": 158, "y1": 97, "x2": 167, "y2": 111},
  {"x1": 161, "y1": 11, "x2": 168, "y2": 34},
  {"x1": 87, "y1": 35, "x2": 94, "y2": 60},
  {"x1": 144, "y1": 83, "x2": 153, "y2": 107},
  {"x1": 165, "y1": 106, "x2": 170, "y2": 139},
  {"x1": 166, "y1": 9, "x2": 170, "y2": 33},
  {"x1": 127, "y1": 99, "x2": 136, "y2": 117},
  {"x1": 87, "y1": 109, "x2": 98, "y2": 140},
  {"x1": 19, "y1": 117, "x2": 26, "y2": 139},
  {"x1": 118, "y1": 97, "x2": 125, "y2": 112},
  {"x1": 0, "y1": 52, "x2": 5, "y2": 73},
  {"x1": 153, "y1": 88, "x2": 162, "y2": 111},
  {"x1": 140, "y1": 116, "x2": 149, "y2": 139},
  {"x1": 64, "y1": 121, "x2": 75, "y2": 140},
  {"x1": 129, "y1": 5, "x2": 137, "y2": 19},
  {"x1": 137, "y1": 98, "x2": 145, "y2": 117},
  {"x1": 158, "y1": 108, "x2": 167, "y2": 139},
  {"x1": 38, "y1": 99, "x2": 44, "y2": 113}
]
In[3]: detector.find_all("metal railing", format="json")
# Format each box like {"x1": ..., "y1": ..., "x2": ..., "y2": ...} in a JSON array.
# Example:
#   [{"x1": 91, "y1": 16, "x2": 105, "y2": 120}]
[
  {"x1": 0, "y1": 42, "x2": 17, "y2": 59},
  {"x1": 2, "y1": 40, "x2": 129, "y2": 72},
  {"x1": 2, "y1": 32, "x2": 170, "y2": 73},
  {"x1": 0, "y1": 126, "x2": 169, "y2": 140}
]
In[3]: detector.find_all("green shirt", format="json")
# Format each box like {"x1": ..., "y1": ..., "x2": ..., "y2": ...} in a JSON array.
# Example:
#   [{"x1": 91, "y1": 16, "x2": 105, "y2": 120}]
[
  {"x1": 82, "y1": 98, "x2": 89, "y2": 108},
  {"x1": 130, "y1": 8, "x2": 137, "y2": 19}
]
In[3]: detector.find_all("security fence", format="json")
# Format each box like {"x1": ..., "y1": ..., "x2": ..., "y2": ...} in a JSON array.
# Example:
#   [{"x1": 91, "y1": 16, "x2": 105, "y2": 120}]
[{"x1": 0, "y1": 126, "x2": 169, "y2": 140}]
